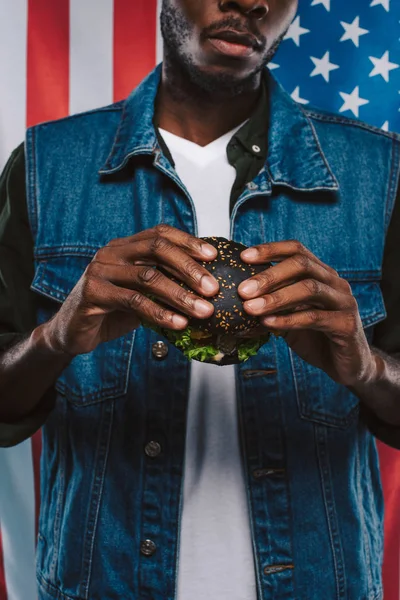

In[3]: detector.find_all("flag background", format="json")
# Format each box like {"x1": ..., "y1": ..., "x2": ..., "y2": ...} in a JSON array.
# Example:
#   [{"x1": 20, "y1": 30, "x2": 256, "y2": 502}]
[{"x1": 0, "y1": 1, "x2": 399, "y2": 599}]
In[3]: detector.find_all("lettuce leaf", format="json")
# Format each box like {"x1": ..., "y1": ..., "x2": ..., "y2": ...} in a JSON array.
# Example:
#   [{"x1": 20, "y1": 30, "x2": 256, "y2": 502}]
[
  {"x1": 139, "y1": 291, "x2": 271, "y2": 363},
  {"x1": 237, "y1": 334, "x2": 271, "y2": 362},
  {"x1": 140, "y1": 314, "x2": 271, "y2": 363},
  {"x1": 185, "y1": 345, "x2": 219, "y2": 361},
  {"x1": 158, "y1": 325, "x2": 219, "y2": 361},
  {"x1": 140, "y1": 317, "x2": 217, "y2": 361}
]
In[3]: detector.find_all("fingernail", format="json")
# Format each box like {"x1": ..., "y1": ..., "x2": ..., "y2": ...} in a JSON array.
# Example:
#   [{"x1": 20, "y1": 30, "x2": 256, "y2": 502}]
[
  {"x1": 245, "y1": 298, "x2": 265, "y2": 312},
  {"x1": 202, "y1": 244, "x2": 216, "y2": 258},
  {"x1": 195, "y1": 299, "x2": 213, "y2": 316},
  {"x1": 242, "y1": 248, "x2": 258, "y2": 260},
  {"x1": 202, "y1": 275, "x2": 219, "y2": 293},
  {"x1": 173, "y1": 315, "x2": 188, "y2": 327},
  {"x1": 239, "y1": 280, "x2": 259, "y2": 296},
  {"x1": 263, "y1": 316, "x2": 277, "y2": 324}
]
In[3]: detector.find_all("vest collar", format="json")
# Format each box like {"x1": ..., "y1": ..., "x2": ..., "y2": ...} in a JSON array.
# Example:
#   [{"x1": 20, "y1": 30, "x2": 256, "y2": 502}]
[
  {"x1": 99, "y1": 63, "x2": 338, "y2": 192},
  {"x1": 99, "y1": 65, "x2": 162, "y2": 175},
  {"x1": 264, "y1": 69, "x2": 338, "y2": 191}
]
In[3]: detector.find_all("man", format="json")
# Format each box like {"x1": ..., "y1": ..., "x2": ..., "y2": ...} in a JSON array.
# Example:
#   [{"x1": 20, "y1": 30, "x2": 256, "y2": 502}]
[{"x1": 0, "y1": 0, "x2": 400, "y2": 598}]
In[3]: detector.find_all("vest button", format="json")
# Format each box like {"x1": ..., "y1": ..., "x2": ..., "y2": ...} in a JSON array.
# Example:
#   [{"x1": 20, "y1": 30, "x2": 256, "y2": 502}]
[
  {"x1": 152, "y1": 341, "x2": 169, "y2": 359},
  {"x1": 140, "y1": 539, "x2": 157, "y2": 557},
  {"x1": 145, "y1": 441, "x2": 161, "y2": 458}
]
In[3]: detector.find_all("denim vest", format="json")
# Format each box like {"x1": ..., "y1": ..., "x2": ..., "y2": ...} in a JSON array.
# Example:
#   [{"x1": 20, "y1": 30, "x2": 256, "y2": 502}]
[{"x1": 25, "y1": 64, "x2": 400, "y2": 600}]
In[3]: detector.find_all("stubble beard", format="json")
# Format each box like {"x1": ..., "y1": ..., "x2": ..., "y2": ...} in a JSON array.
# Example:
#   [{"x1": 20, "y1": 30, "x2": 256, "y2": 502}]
[{"x1": 160, "y1": 0, "x2": 286, "y2": 103}]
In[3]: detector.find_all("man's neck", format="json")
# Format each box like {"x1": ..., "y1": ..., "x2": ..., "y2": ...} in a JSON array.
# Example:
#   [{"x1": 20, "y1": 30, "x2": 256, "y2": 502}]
[{"x1": 154, "y1": 60, "x2": 263, "y2": 147}]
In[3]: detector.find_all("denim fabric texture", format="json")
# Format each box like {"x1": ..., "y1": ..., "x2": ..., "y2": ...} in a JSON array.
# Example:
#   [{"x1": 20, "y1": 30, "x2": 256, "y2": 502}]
[{"x1": 25, "y1": 64, "x2": 400, "y2": 600}]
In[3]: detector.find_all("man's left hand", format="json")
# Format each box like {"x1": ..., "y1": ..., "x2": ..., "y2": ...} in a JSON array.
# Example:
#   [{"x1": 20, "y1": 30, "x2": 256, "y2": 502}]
[{"x1": 237, "y1": 240, "x2": 379, "y2": 387}]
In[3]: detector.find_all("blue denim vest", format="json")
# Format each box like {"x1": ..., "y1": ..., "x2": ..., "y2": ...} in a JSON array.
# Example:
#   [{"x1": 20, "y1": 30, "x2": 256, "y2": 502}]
[{"x1": 25, "y1": 64, "x2": 400, "y2": 600}]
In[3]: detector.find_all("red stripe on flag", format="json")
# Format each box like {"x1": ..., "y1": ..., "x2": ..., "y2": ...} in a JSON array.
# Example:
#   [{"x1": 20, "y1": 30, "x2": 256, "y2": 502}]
[
  {"x1": 378, "y1": 441, "x2": 400, "y2": 600},
  {"x1": 27, "y1": 0, "x2": 70, "y2": 127},
  {"x1": 0, "y1": 530, "x2": 7, "y2": 600},
  {"x1": 113, "y1": 0, "x2": 157, "y2": 102},
  {"x1": 31, "y1": 431, "x2": 43, "y2": 546}
]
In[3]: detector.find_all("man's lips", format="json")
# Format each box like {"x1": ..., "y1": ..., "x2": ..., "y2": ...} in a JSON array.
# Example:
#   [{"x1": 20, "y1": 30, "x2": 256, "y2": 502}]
[{"x1": 206, "y1": 30, "x2": 260, "y2": 58}]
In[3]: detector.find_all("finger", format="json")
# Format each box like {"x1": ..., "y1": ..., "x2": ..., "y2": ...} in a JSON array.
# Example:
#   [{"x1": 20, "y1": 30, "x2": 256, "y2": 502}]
[
  {"x1": 120, "y1": 261, "x2": 217, "y2": 301},
  {"x1": 106, "y1": 224, "x2": 218, "y2": 261},
  {"x1": 130, "y1": 260, "x2": 184, "y2": 283},
  {"x1": 242, "y1": 280, "x2": 356, "y2": 316},
  {"x1": 86, "y1": 261, "x2": 215, "y2": 320},
  {"x1": 126, "y1": 260, "x2": 186, "y2": 284},
  {"x1": 241, "y1": 240, "x2": 338, "y2": 277},
  {"x1": 260, "y1": 308, "x2": 357, "y2": 338},
  {"x1": 97, "y1": 238, "x2": 220, "y2": 297},
  {"x1": 238, "y1": 253, "x2": 348, "y2": 300},
  {"x1": 129, "y1": 291, "x2": 189, "y2": 330},
  {"x1": 81, "y1": 274, "x2": 189, "y2": 329}
]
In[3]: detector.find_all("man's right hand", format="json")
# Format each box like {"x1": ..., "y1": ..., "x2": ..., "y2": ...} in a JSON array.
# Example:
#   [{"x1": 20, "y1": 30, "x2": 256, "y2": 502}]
[{"x1": 42, "y1": 224, "x2": 220, "y2": 357}]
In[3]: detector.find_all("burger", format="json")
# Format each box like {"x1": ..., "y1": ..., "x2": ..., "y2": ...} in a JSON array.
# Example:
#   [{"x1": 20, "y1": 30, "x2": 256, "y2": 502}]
[{"x1": 141, "y1": 236, "x2": 284, "y2": 366}]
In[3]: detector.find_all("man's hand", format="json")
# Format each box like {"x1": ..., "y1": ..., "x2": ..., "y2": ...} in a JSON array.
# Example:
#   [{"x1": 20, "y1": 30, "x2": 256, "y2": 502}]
[
  {"x1": 42, "y1": 224, "x2": 219, "y2": 357},
  {"x1": 237, "y1": 240, "x2": 379, "y2": 387}
]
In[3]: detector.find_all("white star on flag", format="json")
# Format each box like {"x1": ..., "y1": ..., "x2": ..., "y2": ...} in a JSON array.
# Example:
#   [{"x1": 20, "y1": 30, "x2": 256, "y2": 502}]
[
  {"x1": 370, "y1": 0, "x2": 390, "y2": 11},
  {"x1": 311, "y1": 0, "x2": 331, "y2": 11},
  {"x1": 268, "y1": 62, "x2": 280, "y2": 70},
  {"x1": 310, "y1": 51, "x2": 340, "y2": 82},
  {"x1": 369, "y1": 51, "x2": 399, "y2": 83},
  {"x1": 381, "y1": 121, "x2": 389, "y2": 131},
  {"x1": 284, "y1": 16, "x2": 310, "y2": 46},
  {"x1": 291, "y1": 86, "x2": 309, "y2": 105},
  {"x1": 339, "y1": 86, "x2": 370, "y2": 117},
  {"x1": 340, "y1": 17, "x2": 369, "y2": 48}
]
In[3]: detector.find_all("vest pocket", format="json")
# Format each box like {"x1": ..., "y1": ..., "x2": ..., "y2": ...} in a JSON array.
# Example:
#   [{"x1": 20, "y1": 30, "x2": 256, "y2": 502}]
[
  {"x1": 30, "y1": 253, "x2": 135, "y2": 406},
  {"x1": 291, "y1": 280, "x2": 387, "y2": 429}
]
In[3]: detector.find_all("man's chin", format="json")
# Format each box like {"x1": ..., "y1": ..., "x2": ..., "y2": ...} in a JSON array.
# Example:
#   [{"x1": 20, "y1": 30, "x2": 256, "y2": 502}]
[{"x1": 184, "y1": 61, "x2": 263, "y2": 96}]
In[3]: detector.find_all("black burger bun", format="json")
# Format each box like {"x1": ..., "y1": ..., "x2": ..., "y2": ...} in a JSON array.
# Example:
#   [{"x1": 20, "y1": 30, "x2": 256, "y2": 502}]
[
  {"x1": 162, "y1": 236, "x2": 272, "y2": 336},
  {"x1": 152, "y1": 236, "x2": 276, "y2": 365}
]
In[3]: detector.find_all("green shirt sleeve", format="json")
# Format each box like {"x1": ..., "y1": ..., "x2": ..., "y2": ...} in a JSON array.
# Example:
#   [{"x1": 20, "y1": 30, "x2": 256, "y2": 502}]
[{"x1": 0, "y1": 144, "x2": 56, "y2": 447}]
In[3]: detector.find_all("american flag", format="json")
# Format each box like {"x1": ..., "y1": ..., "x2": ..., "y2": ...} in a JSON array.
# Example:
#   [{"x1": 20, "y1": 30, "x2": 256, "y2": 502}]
[
  {"x1": 0, "y1": 1, "x2": 399, "y2": 599},
  {"x1": 276, "y1": 0, "x2": 400, "y2": 131}
]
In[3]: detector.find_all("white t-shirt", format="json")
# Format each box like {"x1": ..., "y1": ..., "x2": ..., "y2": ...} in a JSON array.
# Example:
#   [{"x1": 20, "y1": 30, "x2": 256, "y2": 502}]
[{"x1": 158, "y1": 124, "x2": 257, "y2": 600}]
